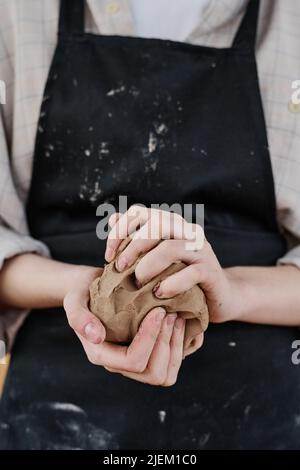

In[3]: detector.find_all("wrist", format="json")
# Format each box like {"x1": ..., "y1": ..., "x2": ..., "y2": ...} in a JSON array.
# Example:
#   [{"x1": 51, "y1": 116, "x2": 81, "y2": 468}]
[
  {"x1": 0, "y1": 253, "x2": 102, "y2": 310},
  {"x1": 224, "y1": 267, "x2": 257, "y2": 321},
  {"x1": 59, "y1": 264, "x2": 101, "y2": 302}
]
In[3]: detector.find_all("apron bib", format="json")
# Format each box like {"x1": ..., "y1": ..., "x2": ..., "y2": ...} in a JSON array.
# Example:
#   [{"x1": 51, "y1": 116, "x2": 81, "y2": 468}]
[{"x1": 1, "y1": 0, "x2": 299, "y2": 450}]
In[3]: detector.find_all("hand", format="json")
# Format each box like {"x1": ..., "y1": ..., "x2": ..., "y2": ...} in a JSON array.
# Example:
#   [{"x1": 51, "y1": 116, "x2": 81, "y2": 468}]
[
  {"x1": 63, "y1": 267, "x2": 187, "y2": 386},
  {"x1": 81, "y1": 309, "x2": 186, "y2": 386},
  {"x1": 63, "y1": 266, "x2": 106, "y2": 343},
  {"x1": 105, "y1": 206, "x2": 246, "y2": 324}
]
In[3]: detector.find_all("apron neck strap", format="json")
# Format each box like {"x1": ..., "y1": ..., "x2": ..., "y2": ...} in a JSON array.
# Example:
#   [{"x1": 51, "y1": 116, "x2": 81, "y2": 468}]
[
  {"x1": 59, "y1": 0, "x2": 84, "y2": 36},
  {"x1": 58, "y1": 0, "x2": 259, "y2": 47},
  {"x1": 232, "y1": 0, "x2": 260, "y2": 51}
]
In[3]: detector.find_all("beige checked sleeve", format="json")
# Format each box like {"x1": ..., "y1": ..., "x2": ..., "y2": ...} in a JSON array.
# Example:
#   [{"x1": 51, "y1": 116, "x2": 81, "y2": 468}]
[
  {"x1": 0, "y1": 112, "x2": 50, "y2": 269},
  {"x1": 0, "y1": 7, "x2": 49, "y2": 348},
  {"x1": 0, "y1": 18, "x2": 49, "y2": 270}
]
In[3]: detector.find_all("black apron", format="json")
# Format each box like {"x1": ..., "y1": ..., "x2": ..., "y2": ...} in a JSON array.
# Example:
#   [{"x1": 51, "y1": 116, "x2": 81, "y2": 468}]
[{"x1": 1, "y1": 0, "x2": 299, "y2": 450}]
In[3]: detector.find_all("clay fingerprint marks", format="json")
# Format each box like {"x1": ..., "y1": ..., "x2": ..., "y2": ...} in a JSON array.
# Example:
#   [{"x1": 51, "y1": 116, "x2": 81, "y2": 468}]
[{"x1": 89, "y1": 238, "x2": 209, "y2": 349}]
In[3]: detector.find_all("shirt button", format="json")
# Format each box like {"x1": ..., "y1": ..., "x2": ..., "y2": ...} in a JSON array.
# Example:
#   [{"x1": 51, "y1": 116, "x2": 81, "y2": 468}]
[
  {"x1": 106, "y1": 2, "x2": 120, "y2": 14},
  {"x1": 288, "y1": 101, "x2": 300, "y2": 114}
]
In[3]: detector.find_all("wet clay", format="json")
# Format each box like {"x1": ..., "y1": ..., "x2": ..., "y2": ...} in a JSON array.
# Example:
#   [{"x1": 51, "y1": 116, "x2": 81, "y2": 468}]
[{"x1": 89, "y1": 239, "x2": 209, "y2": 351}]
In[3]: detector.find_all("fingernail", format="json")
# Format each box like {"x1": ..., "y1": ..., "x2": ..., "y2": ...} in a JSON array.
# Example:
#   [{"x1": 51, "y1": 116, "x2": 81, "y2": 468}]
[
  {"x1": 155, "y1": 308, "x2": 166, "y2": 324},
  {"x1": 175, "y1": 318, "x2": 184, "y2": 329},
  {"x1": 84, "y1": 322, "x2": 102, "y2": 343},
  {"x1": 167, "y1": 313, "x2": 177, "y2": 325},
  {"x1": 116, "y1": 256, "x2": 127, "y2": 272},
  {"x1": 153, "y1": 282, "x2": 162, "y2": 297},
  {"x1": 105, "y1": 247, "x2": 114, "y2": 262}
]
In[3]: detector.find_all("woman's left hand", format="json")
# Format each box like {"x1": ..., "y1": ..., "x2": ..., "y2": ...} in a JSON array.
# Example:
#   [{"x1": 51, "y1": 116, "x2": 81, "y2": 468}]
[{"x1": 105, "y1": 206, "x2": 246, "y2": 325}]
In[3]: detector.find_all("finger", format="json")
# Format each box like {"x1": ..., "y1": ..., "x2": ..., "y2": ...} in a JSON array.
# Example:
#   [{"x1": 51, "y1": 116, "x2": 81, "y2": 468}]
[
  {"x1": 103, "y1": 366, "x2": 149, "y2": 384},
  {"x1": 183, "y1": 333, "x2": 204, "y2": 358},
  {"x1": 78, "y1": 306, "x2": 166, "y2": 370},
  {"x1": 116, "y1": 313, "x2": 177, "y2": 384},
  {"x1": 108, "y1": 212, "x2": 121, "y2": 228},
  {"x1": 116, "y1": 215, "x2": 201, "y2": 272},
  {"x1": 135, "y1": 239, "x2": 200, "y2": 285},
  {"x1": 154, "y1": 264, "x2": 203, "y2": 298},
  {"x1": 163, "y1": 317, "x2": 185, "y2": 386},
  {"x1": 76, "y1": 332, "x2": 129, "y2": 368},
  {"x1": 126, "y1": 307, "x2": 166, "y2": 370},
  {"x1": 155, "y1": 245, "x2": 222, "y2": 298},
  {"x1": 105, "y1": 206, "x2": 150, "y2": 261},
  {"x1": 132, "y1": 214, "x2": 202, "y2": 244},
  {"x1": 115, "y1": 237, "x2": 160, "y2": 273},
  {"x1": 145, "y1": 313, "x2": 177, "y2": 380},
  {"x1": 64, "y1": 290, "x2": 106, "y2": 344},
  {"x1": 106, "y1": 212, "x2": 121, "y2": 261}
]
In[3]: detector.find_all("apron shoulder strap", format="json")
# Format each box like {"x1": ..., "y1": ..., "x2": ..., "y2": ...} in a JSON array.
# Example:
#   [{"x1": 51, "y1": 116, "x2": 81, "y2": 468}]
[
  {"x1": 58, "y1": 0, "x2": 84, "y2": 36},
  {"x1": 232, "y1": 0, "x2": 260, "y2": 51}
]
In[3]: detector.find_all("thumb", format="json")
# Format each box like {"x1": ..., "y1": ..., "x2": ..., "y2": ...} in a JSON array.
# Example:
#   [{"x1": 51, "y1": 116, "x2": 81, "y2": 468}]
[{"x1": 64, "y1": 290, "x2": 106, "y2": 344}]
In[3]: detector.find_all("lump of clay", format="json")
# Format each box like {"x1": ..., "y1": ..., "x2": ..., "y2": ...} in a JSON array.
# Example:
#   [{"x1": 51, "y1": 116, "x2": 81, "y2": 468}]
[{"x1": 89, "y1": 239, "x2": 209, "y2": 352}]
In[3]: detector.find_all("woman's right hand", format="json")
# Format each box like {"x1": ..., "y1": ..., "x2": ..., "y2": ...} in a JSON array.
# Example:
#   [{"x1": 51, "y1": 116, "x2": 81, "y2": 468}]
[
  {"x1": 0, "y1": 252, "x2": 198, "y2": 386},
  {"x1": 63, "y1": 254, "x2": 199, "y2": 387},
  {"x1": 64, "y1": 280, "x2": 188, "y2": 386}
]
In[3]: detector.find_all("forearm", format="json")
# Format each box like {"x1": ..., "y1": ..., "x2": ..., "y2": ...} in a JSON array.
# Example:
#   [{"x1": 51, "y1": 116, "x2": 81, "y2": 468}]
[
  {"x1": 226, "y1": 265, "x2": 300, "y2": 326},
  {"x1": 0, "y1": 253, "x2": 98, "y2": 310}
]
